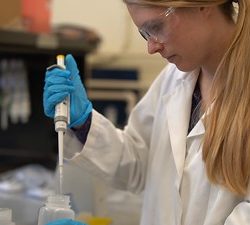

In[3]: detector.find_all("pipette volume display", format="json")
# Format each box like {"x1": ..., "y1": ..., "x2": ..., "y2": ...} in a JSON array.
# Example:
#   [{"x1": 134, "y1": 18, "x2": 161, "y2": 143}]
[{"x1": 54, "y1": 55, "x2": 69, "y2": 132}]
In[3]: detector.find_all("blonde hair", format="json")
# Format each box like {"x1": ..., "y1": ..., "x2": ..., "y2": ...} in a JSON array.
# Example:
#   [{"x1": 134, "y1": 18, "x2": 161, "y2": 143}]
[
  {"x1": 124, "y1": 0, "x2": 250, "y2": 196},
  {"x1": 203, "y1": 0, "x2": 250, "y2": 196}
]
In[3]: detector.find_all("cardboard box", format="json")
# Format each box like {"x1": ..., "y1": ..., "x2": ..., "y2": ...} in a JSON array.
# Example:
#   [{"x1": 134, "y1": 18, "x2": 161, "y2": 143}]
[
  {"x1": 0, "y1": 0, "x2": 22, "y2": 28},
  {"x1": 0, "y1": 0, "x2": 51, "y2": 33}
]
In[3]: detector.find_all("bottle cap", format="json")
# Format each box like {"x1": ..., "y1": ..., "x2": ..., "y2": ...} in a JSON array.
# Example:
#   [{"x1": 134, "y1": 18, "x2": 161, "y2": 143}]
[{"x1": 47, "y1": 194, "x2": 71, "y2": 208}]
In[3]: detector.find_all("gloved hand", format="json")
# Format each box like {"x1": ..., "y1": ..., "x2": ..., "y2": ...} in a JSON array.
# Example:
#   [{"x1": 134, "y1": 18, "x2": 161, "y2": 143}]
[
  {"x1": 43, "y1": 54, "x2": 92, "y2": 128},
  {"x1": 46, "y1": 218, "x2": 87, "y2": 225}
]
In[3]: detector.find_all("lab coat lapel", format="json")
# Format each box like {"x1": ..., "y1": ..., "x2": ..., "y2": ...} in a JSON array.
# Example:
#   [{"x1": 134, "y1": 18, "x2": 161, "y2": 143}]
[{"x1": 166, "y1": 72, "x2": 198, "y2": 182}]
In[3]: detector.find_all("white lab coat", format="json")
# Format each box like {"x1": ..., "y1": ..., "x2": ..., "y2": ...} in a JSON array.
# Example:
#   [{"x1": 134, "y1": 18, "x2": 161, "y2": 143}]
[{"x1": 64, "y1": 64, "x2": 250, "y2": 225}]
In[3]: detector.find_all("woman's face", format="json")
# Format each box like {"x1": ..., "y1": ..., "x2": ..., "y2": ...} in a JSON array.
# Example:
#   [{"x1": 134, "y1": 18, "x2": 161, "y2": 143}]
[{"x1": 126, "y1": 5, "x2": 219, "y2": 72}]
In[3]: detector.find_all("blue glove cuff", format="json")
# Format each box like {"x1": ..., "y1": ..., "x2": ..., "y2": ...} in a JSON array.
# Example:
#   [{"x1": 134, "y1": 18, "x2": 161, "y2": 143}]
[
  {"x1": 45, "y1": 218, "x2": 87, "y2": 225},
  {"x1": 69, "y1": 101, "x2": 93, "y2": 128}
]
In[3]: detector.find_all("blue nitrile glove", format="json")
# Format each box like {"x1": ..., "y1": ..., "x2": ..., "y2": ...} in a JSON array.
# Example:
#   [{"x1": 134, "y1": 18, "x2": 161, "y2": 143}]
[
  {"x1": 46, "y1": 218, "x2": 87, "y2": 225},
  {"x1": 43, "y1": 54, "x2": 92, "y2": 128}
]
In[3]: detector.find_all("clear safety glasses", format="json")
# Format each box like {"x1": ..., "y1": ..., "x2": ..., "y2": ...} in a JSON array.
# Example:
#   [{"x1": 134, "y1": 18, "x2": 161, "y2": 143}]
[{"x1": 139, "y1": 7, "x2": 175, "y2": 44}]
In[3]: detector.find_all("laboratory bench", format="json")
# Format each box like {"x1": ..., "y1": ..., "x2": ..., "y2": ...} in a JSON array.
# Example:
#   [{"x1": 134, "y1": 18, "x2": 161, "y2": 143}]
[{"x1": 0, "y1": 29, "x2": 100, "y2": 172}]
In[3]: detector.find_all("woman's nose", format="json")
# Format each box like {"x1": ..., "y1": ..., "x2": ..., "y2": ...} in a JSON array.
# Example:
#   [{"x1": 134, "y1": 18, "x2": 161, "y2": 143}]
[{"x1": 147, "y1": 40, "x2": 164, "y2": 54}]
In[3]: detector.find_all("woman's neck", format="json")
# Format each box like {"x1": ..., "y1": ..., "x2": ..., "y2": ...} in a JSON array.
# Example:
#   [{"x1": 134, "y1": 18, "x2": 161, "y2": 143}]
[{"x1": 198, "y1": 69, "x2": 213, "y2": 108}]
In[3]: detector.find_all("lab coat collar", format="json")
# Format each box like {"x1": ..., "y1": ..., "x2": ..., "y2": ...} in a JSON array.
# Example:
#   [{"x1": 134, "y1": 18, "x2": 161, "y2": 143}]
[
  {"x1": 165, "y1": 69, "x2": 199, "y2": 181},
  {"x1": 187, "y1": 100, "x2": 216, "y2": 138},
  {"x1": 187, "y1": 116, "x2": 205, "y2": 138}
]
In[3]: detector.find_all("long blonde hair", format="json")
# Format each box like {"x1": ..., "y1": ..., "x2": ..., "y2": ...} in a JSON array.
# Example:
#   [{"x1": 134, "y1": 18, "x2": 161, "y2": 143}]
[
  {"x1": 124, "y1": 0, "x2": 250, "y2": 196},
  {"x1": 204, "y1": 0, "x2": 250, "y2": 196}
]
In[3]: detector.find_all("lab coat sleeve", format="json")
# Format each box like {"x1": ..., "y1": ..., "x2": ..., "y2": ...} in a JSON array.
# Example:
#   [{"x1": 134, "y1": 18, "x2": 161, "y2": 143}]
[
  {"x1": 224, "y1": 191, "x2": 250, "y2": 225},
  {"x1": 63, "y1": 89, "x2": 156, "y2": 192},
  {"x1": 64, "y1": 108, "x2": 151, "y2": 193}
]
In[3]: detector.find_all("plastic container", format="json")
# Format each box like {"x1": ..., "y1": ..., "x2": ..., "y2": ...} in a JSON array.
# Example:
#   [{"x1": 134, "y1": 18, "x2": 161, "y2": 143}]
[
  {"x1": 0, "y1": 208, "x2": 15, "y2": 225},
  {"x1": 37, "y1": 194, "x2": 75, "y2": 225}
]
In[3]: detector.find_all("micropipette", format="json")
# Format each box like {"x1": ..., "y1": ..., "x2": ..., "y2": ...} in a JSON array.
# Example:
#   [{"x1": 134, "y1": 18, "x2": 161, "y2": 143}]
[{"x1": 54, "y1": 55, "x2": 70, "y2": 195}]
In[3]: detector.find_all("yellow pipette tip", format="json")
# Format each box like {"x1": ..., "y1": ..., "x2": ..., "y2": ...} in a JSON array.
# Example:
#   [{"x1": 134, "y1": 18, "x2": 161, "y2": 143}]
[{"x1": 57, "y1": 54, "x2": 64, "y2": 60}]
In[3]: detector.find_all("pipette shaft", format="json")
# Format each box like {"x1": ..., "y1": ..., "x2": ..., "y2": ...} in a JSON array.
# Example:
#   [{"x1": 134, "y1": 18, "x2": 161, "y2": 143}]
[{"x1": 54, "y1": 55, "x2": 69, "y2": 195}]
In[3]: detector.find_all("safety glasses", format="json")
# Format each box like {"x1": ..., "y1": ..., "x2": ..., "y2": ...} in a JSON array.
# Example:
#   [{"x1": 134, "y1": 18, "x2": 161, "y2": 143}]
[{"x1": 139, "y1": 7, "x2": 175, "y2": 44}]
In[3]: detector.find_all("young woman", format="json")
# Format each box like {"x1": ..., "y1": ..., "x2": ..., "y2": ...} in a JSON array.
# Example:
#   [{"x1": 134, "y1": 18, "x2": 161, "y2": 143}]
[{"x1": 43, "y1": 0, "x2": 250, "y2": 224}]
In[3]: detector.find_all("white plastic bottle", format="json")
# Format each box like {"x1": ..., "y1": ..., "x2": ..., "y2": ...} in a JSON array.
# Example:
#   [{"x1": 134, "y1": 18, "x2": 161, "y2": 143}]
[
  {"x1": 37, "y1": 195, "x2": 75, "y2": 225},
  {"x1": 0, "y1": 208, "x2": 15, "y2": 225}
]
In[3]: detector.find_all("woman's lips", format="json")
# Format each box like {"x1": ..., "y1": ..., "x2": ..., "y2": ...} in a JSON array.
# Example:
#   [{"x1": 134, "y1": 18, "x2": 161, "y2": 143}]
[
  {"x1": 166, "y1": 55, "x2": 176, "y2": 62},
  {"x1": 160, "y1": 52, "x2": 176, "y2": 61}
]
